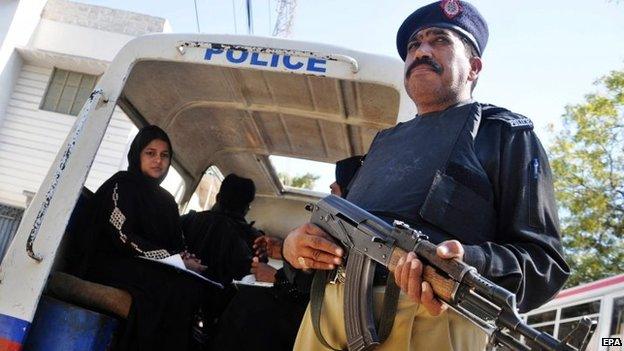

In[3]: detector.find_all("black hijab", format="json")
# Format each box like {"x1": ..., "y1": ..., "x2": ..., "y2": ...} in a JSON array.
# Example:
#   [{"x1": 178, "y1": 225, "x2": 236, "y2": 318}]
[
  {"x1": 335, "y1": 155, "x2": 364, "y2": 197},
  {"x1": 214, "y1": 173, "x2": 256, "y2": 215}
]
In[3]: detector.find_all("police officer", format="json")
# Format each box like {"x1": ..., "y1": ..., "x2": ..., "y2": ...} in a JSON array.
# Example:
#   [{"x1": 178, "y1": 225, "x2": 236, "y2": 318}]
[{"x1": 282, "y1": 1, "x2": 570, "y2": 350}]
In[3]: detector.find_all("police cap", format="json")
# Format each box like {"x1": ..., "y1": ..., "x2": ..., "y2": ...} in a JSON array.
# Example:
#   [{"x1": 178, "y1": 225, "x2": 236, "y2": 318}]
[{"x1": 396, "y1": 0, "x2": 489, "y2": 61}]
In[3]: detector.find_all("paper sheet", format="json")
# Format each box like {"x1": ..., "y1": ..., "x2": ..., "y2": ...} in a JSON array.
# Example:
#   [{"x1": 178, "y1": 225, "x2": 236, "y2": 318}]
[
  {"x1": 139, "y1": 254, "x2": 223, "y2": 288},
  {"x1": 233, "y1": 274, "x2": 274, "y2": 288}
]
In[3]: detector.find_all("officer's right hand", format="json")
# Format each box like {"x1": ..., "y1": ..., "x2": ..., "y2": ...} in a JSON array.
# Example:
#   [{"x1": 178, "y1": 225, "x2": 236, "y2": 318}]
[{"x1": 283, "y1": 223, "x2": 343, "y2": 270}]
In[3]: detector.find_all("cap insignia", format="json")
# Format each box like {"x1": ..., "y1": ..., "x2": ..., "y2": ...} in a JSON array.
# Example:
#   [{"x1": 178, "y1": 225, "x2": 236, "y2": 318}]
[{"x1": 440, "y1": 0, "x2": 462, "y2": 19}]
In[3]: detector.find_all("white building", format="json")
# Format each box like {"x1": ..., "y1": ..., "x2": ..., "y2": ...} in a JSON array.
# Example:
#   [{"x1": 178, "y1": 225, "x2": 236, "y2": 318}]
[{"x1": 0, "y1": 0, "x2": 170, "y2": 258}]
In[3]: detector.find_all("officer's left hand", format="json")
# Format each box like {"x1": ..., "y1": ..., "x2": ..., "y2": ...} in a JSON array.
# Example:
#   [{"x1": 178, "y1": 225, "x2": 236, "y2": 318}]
[{"x1": 394, "y1": 240, "x2": 464, "y2": 316}]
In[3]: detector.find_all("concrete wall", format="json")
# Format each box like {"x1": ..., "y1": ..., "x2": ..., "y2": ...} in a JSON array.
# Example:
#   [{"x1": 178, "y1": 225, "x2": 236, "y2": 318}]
[
  {"x1": 29, "y1": 19, "x2": 136, "y2": 63},
  {"x1": 29, "y1": 0, "x2": 168, "y2": 64},
  {"x1": 0, "y1": 0, "x2": 47, "y2": 129},
  {"x1": 42, "y1": 0, "x2": 166, "y2": 36},
  {"x1": 0, "y1": 1, "x2": 19, "y2": 47}
]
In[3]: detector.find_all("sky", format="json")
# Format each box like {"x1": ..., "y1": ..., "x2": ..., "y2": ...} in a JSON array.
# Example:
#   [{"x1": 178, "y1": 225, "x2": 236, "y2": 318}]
[{"x1": 75, "y1": 0, "x2": 624, "y2": 192}]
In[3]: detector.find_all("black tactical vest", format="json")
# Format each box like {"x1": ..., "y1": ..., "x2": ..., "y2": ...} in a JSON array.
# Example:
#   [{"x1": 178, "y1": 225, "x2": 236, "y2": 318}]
[{"x1": 346, "y1": 101, "x2": 496, "y2": 244}]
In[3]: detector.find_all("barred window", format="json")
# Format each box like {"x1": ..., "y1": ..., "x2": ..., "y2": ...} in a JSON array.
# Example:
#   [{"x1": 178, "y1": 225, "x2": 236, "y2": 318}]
[{"x1": 41, "y1": 68, "x2": 97, "y2": 116}]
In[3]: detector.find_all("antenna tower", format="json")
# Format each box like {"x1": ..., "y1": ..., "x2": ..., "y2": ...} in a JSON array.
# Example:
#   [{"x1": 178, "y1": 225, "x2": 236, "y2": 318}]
[{"x1": 272, "y1": 0, "x2": 297, "y2": 38}]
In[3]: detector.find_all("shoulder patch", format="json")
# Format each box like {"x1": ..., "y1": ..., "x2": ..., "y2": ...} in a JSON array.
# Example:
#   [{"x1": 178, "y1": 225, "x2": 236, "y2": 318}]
[{"x1": 481, "y1": 103, "x2": 534, "y2": 131}]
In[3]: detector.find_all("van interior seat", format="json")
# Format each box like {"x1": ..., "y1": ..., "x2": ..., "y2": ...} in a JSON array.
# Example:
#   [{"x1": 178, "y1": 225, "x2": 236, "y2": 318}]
[
  {"x1": 45, "y1": 187, "x2": 132, "y2": 319},
  {"x1": 47, "y1": 271, "x2": 131, "y2": 318}
]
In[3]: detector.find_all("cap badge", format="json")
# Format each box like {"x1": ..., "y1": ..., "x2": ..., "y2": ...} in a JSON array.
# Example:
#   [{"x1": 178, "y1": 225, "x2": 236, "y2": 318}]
[{"x1": 440, "y1": 0, "x2": 462, "y2": 19}]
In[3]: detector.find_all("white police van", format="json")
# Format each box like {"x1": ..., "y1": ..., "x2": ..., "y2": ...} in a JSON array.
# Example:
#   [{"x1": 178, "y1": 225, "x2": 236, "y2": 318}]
[{"x1": 0, "y1": 33, "x2": 413, "y2": 349}]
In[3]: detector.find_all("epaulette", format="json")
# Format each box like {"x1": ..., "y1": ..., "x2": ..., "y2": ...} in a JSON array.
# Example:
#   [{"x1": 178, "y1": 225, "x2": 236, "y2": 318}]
[{"x1": 481, "y1": 103, "x2": 534, "y2": 131}]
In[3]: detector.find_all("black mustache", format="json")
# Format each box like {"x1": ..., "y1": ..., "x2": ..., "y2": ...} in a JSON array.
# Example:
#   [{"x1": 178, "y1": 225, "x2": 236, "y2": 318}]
[{"x1": 406, "y1": 57, "x2": 443, "y2": 76}]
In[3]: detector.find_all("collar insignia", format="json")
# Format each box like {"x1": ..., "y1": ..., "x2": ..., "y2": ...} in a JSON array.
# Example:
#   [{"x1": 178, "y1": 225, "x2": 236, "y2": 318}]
[{"x1": 440, "y1": 0, "x2": 462, "y2": 19}]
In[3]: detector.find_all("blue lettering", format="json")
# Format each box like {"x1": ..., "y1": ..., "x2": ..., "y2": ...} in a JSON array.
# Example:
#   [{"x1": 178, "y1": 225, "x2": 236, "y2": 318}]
[
  {"x1": 306, "y1": 58, "x2": 327, "y2": 73},
  {"x1": 270, "y1": 54, "x2": 280, "y2": 67},
  {"x1": 206, "y1": 49, "x2": 326, "y2": 73},
  {"x1": 204, "y1": 48, "x2": 224, "y2": 60},
  {"x1": 226, "y1": 50, "x2": 248, "y2": 63},
  {"x1": 250, "y1": 52, "x2": 269, "y2": 66},
  {"x1": 283, "y1": 55, "x2": 304, "y2": 70}
]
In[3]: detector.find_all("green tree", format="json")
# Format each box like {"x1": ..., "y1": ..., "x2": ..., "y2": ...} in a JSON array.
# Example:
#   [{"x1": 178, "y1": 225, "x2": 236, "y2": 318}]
[
  {"x1": 278, "y1": 172, "x2": 320, "y2": 190},
  {"x1": 549, "y1": 70, "x2": 624, "y2": 288}
]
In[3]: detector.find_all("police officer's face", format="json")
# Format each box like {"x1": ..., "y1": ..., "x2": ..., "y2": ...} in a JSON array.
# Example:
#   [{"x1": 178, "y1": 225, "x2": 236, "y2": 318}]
[{"x1": 404, "y1": 28, "x2": 481, "y2": 111}]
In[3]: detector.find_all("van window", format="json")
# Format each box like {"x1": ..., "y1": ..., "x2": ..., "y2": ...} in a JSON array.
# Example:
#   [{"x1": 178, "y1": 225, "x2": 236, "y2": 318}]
[
  {"x1": 269, "y1": 155, "x2": 333, "y2": 194},
  {"x1": 161, "y1": 166, "x2": 185, "y2": 203},
  {"x1": 186, "y1": 165, "x2": 223, "y2": 212}
]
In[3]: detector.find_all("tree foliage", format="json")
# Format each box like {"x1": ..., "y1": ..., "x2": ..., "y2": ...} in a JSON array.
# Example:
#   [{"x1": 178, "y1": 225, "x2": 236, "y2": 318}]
[
  {"x1": 278, "y1": 172, "x2": 320, "y2": 190},
  {"x1": 549, "y1": 70, "x2": 624, "y2": 288}
]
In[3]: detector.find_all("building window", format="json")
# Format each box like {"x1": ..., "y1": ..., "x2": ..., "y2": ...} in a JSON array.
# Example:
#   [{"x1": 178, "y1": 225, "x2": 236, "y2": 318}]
[{"x1": 41, "y1": 68, "x2": 97, "y2": 116}]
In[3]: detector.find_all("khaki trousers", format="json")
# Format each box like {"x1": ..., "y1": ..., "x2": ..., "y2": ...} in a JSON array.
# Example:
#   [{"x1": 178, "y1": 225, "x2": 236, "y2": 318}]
[{"x1": 294, "y1": 284, "x2": 488, "y2": 351}]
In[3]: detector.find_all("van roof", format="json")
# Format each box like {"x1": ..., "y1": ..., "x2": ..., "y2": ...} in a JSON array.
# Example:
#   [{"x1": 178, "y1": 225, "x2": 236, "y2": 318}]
[{"x1": 105, "y1": 34, "x2": 414, "y2": 199}]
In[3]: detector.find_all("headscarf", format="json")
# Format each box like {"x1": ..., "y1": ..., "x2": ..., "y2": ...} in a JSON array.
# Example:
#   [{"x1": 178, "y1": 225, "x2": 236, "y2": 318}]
[
  {"x1": 215, "y1": 174, "x2": 256, "y2": 215},
  {"x1": 335, "y1": 155, "x2": 364, "y2": 197},
  {"x1": 127, "y1": 125, "x2": 173, "y2": 184}
]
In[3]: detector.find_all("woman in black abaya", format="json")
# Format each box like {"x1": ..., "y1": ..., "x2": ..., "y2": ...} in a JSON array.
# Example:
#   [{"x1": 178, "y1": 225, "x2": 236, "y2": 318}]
[{"x1": 84, "y1": 125, "x2": 208, "y2": 351}]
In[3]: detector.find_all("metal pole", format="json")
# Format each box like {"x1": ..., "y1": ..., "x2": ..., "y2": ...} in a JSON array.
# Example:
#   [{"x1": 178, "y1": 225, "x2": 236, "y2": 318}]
[
  {"x1": 267, "y1": 0, "x2": 272, "y2": 35},
  {"x1": 193, "y1": 0, "x2": 201, "y2": 32},
  {"x1": 246, "y1": 0, "x2": 254, "y2": 34},
  {"x1": 232, "y1": 0, "x2": 238, "y2": 34}
]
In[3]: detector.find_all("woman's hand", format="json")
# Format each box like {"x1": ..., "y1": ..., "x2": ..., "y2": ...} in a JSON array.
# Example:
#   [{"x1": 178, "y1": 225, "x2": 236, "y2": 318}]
[
  {"x1": 250, "y1": 257, "x2": 277, "y2": 283},
  {"x1": 181, "y1": 251, "x2": 207, "y2": 273},
  {"x1": 253, "y1": 235, "x2": 284, "y2": 260}
]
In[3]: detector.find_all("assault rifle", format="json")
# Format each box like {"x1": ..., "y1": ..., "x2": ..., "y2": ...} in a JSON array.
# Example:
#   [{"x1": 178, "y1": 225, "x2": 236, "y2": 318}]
[{"x1": 305, "y1": 195, "x2": 595, "y2": 351}]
